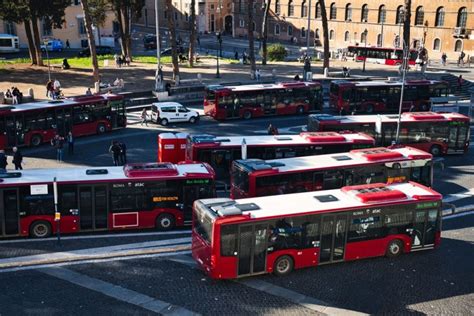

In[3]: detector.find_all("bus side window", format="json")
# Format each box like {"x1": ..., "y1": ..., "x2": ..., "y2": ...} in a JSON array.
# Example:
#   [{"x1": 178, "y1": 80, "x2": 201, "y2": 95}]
[
  {"x1": 269, "y1": 217, "x2": 304, "y2": 251},
  {"x1": 303, "y1": 215, "x2": 320, "y2": 248},
  {"x1": 384, "y1": 211, "x2": 413, "y2": 235},
  {"x1": 20, "y1": 186, "x2": 55, "y2": 216},
  {"x1": 322, "y1": 170, "x2": 343, "y2": 190},
  {"x1": 220, "y1": 225, "x2": 238, "y2": 256},
  {"x1": 59, "y1": 185, "x2": 77, "y2": 215},
  {"x1": 348, "y1": 215, "x2": 383, "y2": 242}
]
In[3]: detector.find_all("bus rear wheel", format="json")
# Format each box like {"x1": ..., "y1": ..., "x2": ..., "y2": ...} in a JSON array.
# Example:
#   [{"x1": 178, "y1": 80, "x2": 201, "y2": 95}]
[
  {"x1": 429, "y1": 145, "x2": 441, "y2": 156},
  {"x1": 156, "y1": 213, "x2": 175, "y2": 231},
  {"x1": 97, "y1": 123, "x2": 106, "y2": 134},
  {"x1": 30, "y1": 134, "x2": 42, "y2": 147},
  {"x1": 30, "y1": 221, "x2": 52, "y2": 238},
  {"x1": 273, "y1": 255, "x2": 294, "y2": 276},
  {"x1": 386, "y1": 239, "x2": 403, "y2": 258},
  {"x1": 296, "y1": 106, "x2": 305, "y2": 115},
  {"x1": 243, "y1": 111, "x2": 252, "y2": 120}
]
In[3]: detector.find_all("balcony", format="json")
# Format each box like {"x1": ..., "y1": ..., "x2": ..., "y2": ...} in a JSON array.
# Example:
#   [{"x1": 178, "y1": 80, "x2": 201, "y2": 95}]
[{"x1": 453, "y1": 27, "x2": 469, "y2": 38}]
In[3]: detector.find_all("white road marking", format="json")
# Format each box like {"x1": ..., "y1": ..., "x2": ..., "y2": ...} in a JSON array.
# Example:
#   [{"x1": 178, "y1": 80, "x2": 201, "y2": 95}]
[
  {"x1": 39, "y1": 267, "x2": 199, "y2": 315},
  {"x1": 443, "y1": 188, "x2": 474, "y2": 203},
  {"x1": 443, "y1": 210, "x2": 474, "y2": 220}
]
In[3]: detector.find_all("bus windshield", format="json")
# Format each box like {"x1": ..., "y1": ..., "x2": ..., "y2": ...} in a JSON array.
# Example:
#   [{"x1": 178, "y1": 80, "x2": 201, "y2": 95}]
[
  {"x1": 231, "y1": 165, "x2": 249, "y2": 192},
  {"x1": 193, "y1": 203, "x2": 214, "y2": 244}
]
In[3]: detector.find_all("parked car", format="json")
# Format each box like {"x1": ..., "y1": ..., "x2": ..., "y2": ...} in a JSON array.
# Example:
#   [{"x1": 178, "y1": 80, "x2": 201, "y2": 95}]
[
  {"x1": 160, "y1": 46, "x2": 189, "y2": 56},
  {"x1": 41, "y1": 40, "x2": 63, "y2": 52},
  {"x1": 78, "y1": 46, "x2": 113, "y2": 57},
  {"x1": 151, "y1": 102, "x2": 199, "y2": 126}
]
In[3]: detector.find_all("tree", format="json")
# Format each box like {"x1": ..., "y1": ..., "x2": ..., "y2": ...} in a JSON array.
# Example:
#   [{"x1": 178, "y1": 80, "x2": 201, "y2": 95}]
[
  {"x1": 111, "y1": 0, "x2": 145, "y2": 60},
  {"x1": 319, "y1": 0, "x2": 330, "y2": 70},
  {"x1": 188, "y1": 0, "x2": 196, "y2": 67},
  {"x1": 247, "y1": 0, "x2": 257, "y2": 78},
  {"x1": 81, "y1": 0, "x2": 100, "y2": 82},
  {"x1": 260, "y1": 0, "x2": 271, "y2": 65},
  {"x1": 165, "y1": 0, "x2": 180, "y2": 82}
]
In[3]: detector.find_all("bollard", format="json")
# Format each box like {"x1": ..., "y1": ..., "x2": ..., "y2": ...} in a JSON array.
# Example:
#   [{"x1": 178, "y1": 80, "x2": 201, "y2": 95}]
[
  {"x1": 94, "y1": 81, "x2": 100, "y2": 94},
  {"x1": 324, "y1": 67, "x2": 329, "y2": 78}
]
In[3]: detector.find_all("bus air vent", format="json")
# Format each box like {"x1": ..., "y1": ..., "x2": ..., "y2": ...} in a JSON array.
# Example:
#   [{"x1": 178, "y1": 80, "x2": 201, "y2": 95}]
[
  {"x1": 386, "y1": 115, "x2": 400, "y2": 119},
  {"x1": 86, "y1": 169, "x2": 108, "y2": 175},
  {"x1": 124, "y1": 163, "x2": 178, "y2": 177},
  {"x1": 404, "y1": 112, "x2": 445, "y2": 120},
  {"x1": 191, "y1": 135, "x2": 216, "y2": 143},
  {"x1": 252, "y1": 164, "x2": 273, "y2": 171},
  {"x1": 235, "y1": 203, "x2": 260, "y2": 211},
  {"x1": 0, "y1": 172, "x2": 21, "y2": 178},
  {"x1": 342, "y1": 183, "x2": 407, "y2": 203},
  {"x1": 268, "y1": 162, "x2": 286, "y2": 168},
  {"x1": 301, "y1": 132, "x2": 346, "y2": 143},
  {"x1": 332, "y1": 155, "x2": 352, "y2": 161},
  {"x1": 351, "y1": 147, "x2": 404, "y2": 161},
  {"x1": 47, "y1": 100, "x2": 64, "y2": 104},
  {"x1": 214, "y1": 205, "x2": 243, "y2": 217},
  {"x1": 314, "y1": 195, "x2": 339, "y2": 202},
  {"x1": 275, "y1": 136, "x2": 293, "y2": 141},
  {"x1": 215, "y1": 138, "x2": 231, "y2": 142}
]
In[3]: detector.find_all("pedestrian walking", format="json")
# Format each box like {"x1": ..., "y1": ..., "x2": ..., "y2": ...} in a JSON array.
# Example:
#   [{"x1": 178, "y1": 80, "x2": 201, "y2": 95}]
[
  {"x1": 119, "y1": 142, "x2": 127, "y2": 165},
  {"x1": 234, "y1": 50, "x2": 239, "y2": 61},
  {"x1": 0, "y1": 150, "x2": 7, "y2": 172},
  {"x1": 51, "y1": 134, "x2": 65, "y2": 162},
  {"x1": 267, "y1": 124, "x2": 274, "y2": 135},
  {"x1": 125, "y1": 55, "x2": 131, "y2": 66},
  {"x1": 85, "y1": 87, "x2": 92, "y2": 95},
  {"x1": 11, "y1": 88, "x2": 18, "y2": 104},
  {"x1": 458, "y1": 75, "x2": 464, "y2": 91},
  {"x1": 114, "y1": 54, "x2": 119, "y2": 68},
  {"x1": 458, "y1": 51, "x2": 466, "y2": 67},
  {"x1": 46, "y1": 80, "x2": 53, "y2": 98},
  {"x1": 108, "y1": 140, "x2": 121, "y2": 166},
  {"x1": 255, "y1": 69, "x2": 261, "y2": 81},
  {"x1": 140, "y1": 108, "x2": 148, "y2": 126},
  {"x1": 67, "y1": 131, "x2": 74, "y2": 155},
  {"x1": 441, "y1": 52, "x2": 447, "y2": 66},
  {"x1": 12, "y1": 146, "x2": 23, "y2": 170},
  {"x1": 66, "y1": 39, "x2": 70, "y2": 49}
]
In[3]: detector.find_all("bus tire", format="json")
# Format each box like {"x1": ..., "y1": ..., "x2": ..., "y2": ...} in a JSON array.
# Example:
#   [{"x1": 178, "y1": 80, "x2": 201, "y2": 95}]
[
  {"x1": 386, "y1": 239, "x2": 403, "y2": 258},
  {"x1": 156, "y1": 213, "x2": 175, "y2": 231},
  {"x1": 243, "y1": 111, "x2": 252, "y2": 120},
  {"x1": 273, "y1": 255, "x2": 294, "y2": 277},
  {"x1": 429, "y1": 145, "x2": 441, "y2": 156},
  {"x1": 30, "y1": 221, "x2": 52, "y2": 238},
  {"x1": 160, "y1": 118, "x2": 169, "y2": 126},
  {"x1": 365, "y1": 104, "x2": 374, "y2": 114},
  {"x1": 296, "y1": 106, "x2": 305, "y2": 115},
  {"x1": 97, "y1": 123, "x2": 106, "y2": 134},
  {"x1": 30, "y1": 134, "x2": 42, "y2": 147}
]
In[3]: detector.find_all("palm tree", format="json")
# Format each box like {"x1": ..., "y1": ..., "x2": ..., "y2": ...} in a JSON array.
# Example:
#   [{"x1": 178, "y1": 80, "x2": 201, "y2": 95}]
[
  {"x1": 319, "y1": 0, "x2": 330, "y2": 70},
  {"x1": 247, "y1": 0, "x2": 257, "y2": 78},
  {"x1": 188, "y1": 0, "x2": 196, "y2": 67},
  {"x1": 260, "y1": 0, "x2": 271, "y2": 65}
]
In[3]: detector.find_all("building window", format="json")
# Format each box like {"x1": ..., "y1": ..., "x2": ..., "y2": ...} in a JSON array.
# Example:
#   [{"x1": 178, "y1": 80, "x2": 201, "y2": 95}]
[
  {"x1": 301, "y1": 27, "x2": 306, "y2": 38},
  {"x1": 329, "y1": 29, "x2": 334, "y2": 40},
  {"x1": 78, "y1": 18, "x2": 86, "y2": 36},
  {"x1": 274, "y1": 24, "x2": 280, "y2": 35},
  {"x1": 315, "y1": 2, "x2": 321, "y2": 19},
  {"x1": 73, "y1": 0, "x2": 80, "y2": 5},
  {"x1": 275, "y1": 0, "x2": 281, "y2": 14},
  {"x1": 433, "y1": 38, "x2": 441, "y2": 51},
  {"x1": 344, "y1": 31, "x2": 349, "y2": 42},
  {"x1": 377, "y1": 34, "x2": 382, "y2": 47},
  {"x1": 239, "y1": 19, "x2": 244, "y2": 28},
  {"x1": 301, "y1": 0, "x2": 307, "y2": 17},
  {"x1": 345, "y1": 3, "x2": 352, "y2": 21},
  {"x1": 4, "y1": 21, "x2": 16, "y2": 35},
  {"x1": 361, "y1": 4, "x2": 368, "y2": 23},
  {"x1": 288, "y1": 25, "x2": 293, "y2": 36},
  {"x1": 330, "y1": 3, "x2": 337, "y2": 20},
  {"x1": 361, "y1": 31, "x2": 367, "y2": 43},
  {"x1": 454, "y1": 39, "x2": 463, "y2": 52},
  {"x1": 435, "y1": 7, "x2": 445, "y2": 27},
  {"x1": 42, "y1": 18, "x2": 52, "y2": 36},
  {"x1": 238, "y1": 0, "x2": 243, "y2": 13},
  {"x1": 210, "y1": 4, "x2": 214, "y2": 9},
  {"x1": 415, "y1": 6, "x2": 424, "y2": 26},
  {"x1": 378, "y1": 5, "x2": 386, "y2": 24},
  {"x1": 457, "y1": 7, "x2": 467, "y2": 28},
  {"x1": 396, "y1": 5, "x2": 404, "y2": 24},
  {"x1": 288, "y1": 0, "x2": 294, "y2": 16}
]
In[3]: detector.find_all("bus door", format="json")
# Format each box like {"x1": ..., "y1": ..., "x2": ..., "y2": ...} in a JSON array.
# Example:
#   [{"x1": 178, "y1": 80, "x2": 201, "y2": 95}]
[
  {"x1": 237, "y1": 223, "x2": 268, "y2": 277},
  {"x1": 447, "y1": 124, "x2": 469, "y2": 153},
  {"x1": 411, "y1": 209, "x2": 439, "y2": 250},
  {"x1": 5, "y1": 115, "x2": 25, "y2": 147},
  {"x1": 222, "y1": 95, "x2": 239, "y2": 119},
  {"x1": 78, "y1": 185, "x2": 108, "y2": 231},
  {"x1": 55, "y1": 108, "x2": 73, "y2": 136},
  {"x1": 263, "y1": 91, "x2": 276, "y2": 115},
  {"x1": 182, "y1": 182, "x2": 213, "y2": 222},
  {"x1": 110, "y1": 99, "x2": 126, "y2": 128},
  {"x1": 0, "y1": 188, "x2": 19, "y2": 237},
  {"x1": 319, "y1": 214, "x2": 348, "y2": 264}
]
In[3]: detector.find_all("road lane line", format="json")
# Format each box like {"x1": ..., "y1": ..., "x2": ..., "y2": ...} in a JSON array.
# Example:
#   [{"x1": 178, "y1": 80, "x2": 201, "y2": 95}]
[
  {"x1": 443, "y1": 188, "x2": 474, "y2": 203},
  {"x1": 168, "y1": 255, "x2": 367, "y2": 316},
  {"x1": 39, "y1": 267, "x2": 199, "y2": 316}
]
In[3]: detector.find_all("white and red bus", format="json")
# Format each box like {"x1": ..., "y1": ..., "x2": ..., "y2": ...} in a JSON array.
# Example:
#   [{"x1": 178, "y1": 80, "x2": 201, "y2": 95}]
[
  {"x1": 185, "y1": 132, "x2": 375, "y2": 180},
  {"x1": 329, "y1": 79, "x2": 449, "y2": 114},
  {"x1": 0, "y1": 162, "x2": 215, "y2": 239},
  {"x1": 231, "y1": 146, "x2": 433, "y2": 199},
  {"x1": 347, "y1": 46, "x2": 417, "y2": 66},
  {"x1": 307, "y1": 112, "x2": 470, "y2": 156},
  {"x1": 192, "y1": 181, "x2": 442, "y2": 279},
  {"x1": 204, "y1": 82, "x2": 323, "y2": 120},
  {"x1": 0, "y1": 94, "x2": 126, "y2": 149}
]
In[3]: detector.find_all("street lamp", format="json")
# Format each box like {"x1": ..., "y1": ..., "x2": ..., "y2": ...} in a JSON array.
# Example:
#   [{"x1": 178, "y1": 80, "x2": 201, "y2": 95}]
[
  {"x1": 154, "y1": 0, "x2": 163, "y2": 91},
  {"x1": 43, "y1": 39, "x2": 51, "y2": 81},
  {"x1": 422, "y1": 20, "x2": 429, "y2": 46},
  {"x1": 362, "y1": 29, "x2": 368, "y2": 72},
  {"x1": 397, "y1": 8, "x2": 405, "y2": 48},
  {"x1": 216, "y1": 32, "x2": 222, "y2": 78}
]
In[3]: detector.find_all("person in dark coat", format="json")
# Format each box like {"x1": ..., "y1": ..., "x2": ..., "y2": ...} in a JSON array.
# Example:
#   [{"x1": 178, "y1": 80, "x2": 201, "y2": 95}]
[
  {"x1": 12, "y1": 146, "x2": 22, "y2": 170},
  {"x1": 0, "y1": 150, "x2": 7, "y2": 172},
  {"x1": 119, "y1": 142, "x2": 127, "y2": 165},
  {"x1": 67, "y1": 132, "x2": 74, "y2": 155},
  {"x1": 109, "y1": 141, "x2": 121, "y2": 166}
]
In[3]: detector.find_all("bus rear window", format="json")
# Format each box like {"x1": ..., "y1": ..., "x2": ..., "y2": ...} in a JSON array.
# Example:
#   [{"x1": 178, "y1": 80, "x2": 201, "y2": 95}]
[
  {"x1": 231, "y1": 166, "x2": 249, "y2": 191},
  {"x1": 193, "y1": 205, "x2": 213, "y2": 244},
  {"x1": 206, "y1": 90, "x2": 216, "y2": 101}
]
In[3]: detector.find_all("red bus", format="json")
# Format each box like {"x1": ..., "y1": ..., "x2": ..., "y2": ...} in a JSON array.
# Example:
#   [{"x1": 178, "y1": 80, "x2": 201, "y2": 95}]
[
  {"x1": 231, "y1": 146, "x2": 433, "y2": 199},
  {"x1": 307, "y1": 112, "x2": 470, "y2": 156},
  {"x1": 0, "y1": 94, "x2": 126, "y2": 149},
  {"x1": 347, "y1": 46, "x2": 417, "y2": 66},
  {"x1": 0, "y1": 162, "x2": 215, "y2": 238},
  {"x1": 204, "y1": 82, "x2": 323, "y2": 120},
  {"x1": 192, "y1": 181, "x2": 442, "y2": 279},
  {"x1": 185, "y1": 132, "x2": 375, "y2": 180},
  {"x1": 329, "y1": 79, "x2": 449, "y2": 114}
]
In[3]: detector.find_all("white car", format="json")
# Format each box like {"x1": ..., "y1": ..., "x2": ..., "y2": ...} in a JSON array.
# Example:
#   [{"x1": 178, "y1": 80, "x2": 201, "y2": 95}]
[{"x1": 151, "y1": 102, "x2": 199, "y2": 126}]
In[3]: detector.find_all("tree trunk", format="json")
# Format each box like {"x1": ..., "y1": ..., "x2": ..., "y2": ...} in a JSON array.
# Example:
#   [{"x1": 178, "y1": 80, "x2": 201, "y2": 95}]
[
  {"x1": 30, "y1": 17, "x2": 44, "y2": 66},
  {"x1": 116, "y1": 6, "x2": 127, "y2": 57},
  {"x1": 122, "y1": 6, "x2": 132, "y2": 60},
  {"x1": 320, "y1": 0, "x2": 330, "y2": 69},
  {"x1": 260, "y1": 0, "x2": 271, "y2": 65},
  {"x1": 24, "y1": 20, "x2": 37, "y2": 65},
  {"x1": 166, "y1": 0, "x2": 180, "y2": 82},
  {"x1": 247, "y1": 0, "x2": 256, "y2": 78},
  {"x1": 403, "y1": 0, "x2": 411, "y2": 70},
  {"x1": 81, "y1": 0, "x2": 100, "y2": 82},
  {"x1": 188, "y1": 0, "x2": 196, "y2": 67}
]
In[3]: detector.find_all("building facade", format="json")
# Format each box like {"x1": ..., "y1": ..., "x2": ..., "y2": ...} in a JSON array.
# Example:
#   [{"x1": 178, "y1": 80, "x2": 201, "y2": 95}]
[
  {"x1": 233, "y1": 0, "x2": 473, "y2": 59},
  {"x1": 0, "y1": 3, "x2": 117, "y2": 49}
]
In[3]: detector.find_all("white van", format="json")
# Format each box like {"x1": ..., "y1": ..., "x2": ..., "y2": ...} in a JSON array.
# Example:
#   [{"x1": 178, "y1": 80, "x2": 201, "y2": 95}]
[{"x1": 151, "y1": 102, "x2": 199, "y2": 126}]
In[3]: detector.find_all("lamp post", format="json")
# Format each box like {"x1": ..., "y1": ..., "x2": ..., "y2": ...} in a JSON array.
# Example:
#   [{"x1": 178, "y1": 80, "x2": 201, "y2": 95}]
[
  {"x1": 362, "y1": 29, "x2": 368, "y2": 72},
  {"x1": 154, "y1": 0, "x2": 162, "y2": 91},
  {"x1": 422, "y1": 20, "x2": 429, "y2": 46},
  {"x1": 216, "y1": 32, "x2": 222, "y2": 78},
  {"x1": 397, "y1": 8, "x2": 405, "y2": 48},
  {"x1": 304, "y1": 0, "x2": 312, "y2": 80},
  {"x1": 395, "y1": 40, "x2": 409, "y2": 144},
  {"x1": 43, "y1": 40, "x2": 51, "y2": 81}
]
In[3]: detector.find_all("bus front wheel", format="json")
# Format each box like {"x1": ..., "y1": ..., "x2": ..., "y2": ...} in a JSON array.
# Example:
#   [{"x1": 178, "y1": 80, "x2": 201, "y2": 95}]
[
  {"x1": 97, "y1": 123, "x2": 106, "y2": 134},
  {"x1": 386, "y1": 239, "x2": 403, "y2": 258},
  {"x1": 156, "y1": 213, "x2": 175, "y2": 231},
  {"x1": 30, "y1": 221, "x2": 52, "y2": 238},
  {"x1": 273, "y1": 255, "x2": 294, "y2": 276},
  {"x1": 429, "y1": 145, "x2": 442, "y2": 156},
  {"x1": 243, "y1": 111, "x2": 252, "y2": 120}
]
